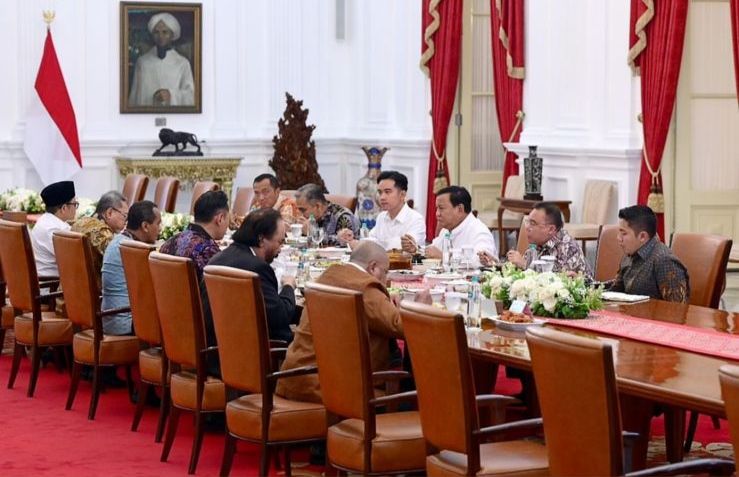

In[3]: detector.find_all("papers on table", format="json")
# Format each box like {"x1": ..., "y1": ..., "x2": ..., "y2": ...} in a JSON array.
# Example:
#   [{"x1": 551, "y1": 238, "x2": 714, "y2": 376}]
[{"x1": 601, "y1": 291, "x2": 650, "y2": 303}]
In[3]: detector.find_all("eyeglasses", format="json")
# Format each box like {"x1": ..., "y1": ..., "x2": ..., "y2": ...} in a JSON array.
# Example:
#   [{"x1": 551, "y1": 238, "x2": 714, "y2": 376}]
[
  {"x1": 65, "y1": 201, "x2": 80, "y2": 209},
  {"x1": 524, "y1": 217, "x2": 553, "y2": 227},
  {"x1": 112, "y1": 207, "x2": 128, "y2": 220}
]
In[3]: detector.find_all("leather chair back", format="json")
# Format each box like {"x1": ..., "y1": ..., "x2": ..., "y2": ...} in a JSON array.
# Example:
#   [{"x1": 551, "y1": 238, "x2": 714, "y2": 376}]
[
  {"x1": 190, "y1": 181, "x2": 220, "y2": 215},
  {"x1": 148, "y1": 252, "x2": 205, "y2": 368},
  {"x1": 231, "y1": 186, "x2": 254, "y2": 217},
  {"x1": 2, "y1": 211, "x2": 28, "y2": 223},
  {"x1": 153, "y1": 176, "x2": 179, "y2": 213},
  {"x1": 595, "y1": 224, "x2": 623, "y2": 282},
  {"x1": 52, "y1": 231, "x2": 99, "y2": 329},
  {"x1": 326, "y1": 194, "x2": 357, "y2": 212},
  {"x1": 304, "y1": 282, "x2": 372, "y2": 421},
  {"x1": 400, "y1": 302, "x2": 476, "y2": 455},
  {"x1": 719, "y1": 365, "x2": 739, "y2": 456},
  {"x1": 203, "y1": 265, "x2": 267, "y2": 393},
  {"x1": 122, "y1": 174, "x2": 149, "y2": 204},
  {"x1": 0, "y1": 220, "x2": 39, "y2": 312},
  {"x1": 502, "y1": 176, "x2": 525, "y2": 222},
  {"x1": 516, "y1": 220, "x2": 530, "y2": 254},
  {"x1": 671, "y1": 233, "x2": 732, "y2": 308},
  {"x1": 526, "y1": 326, "x2": 623, "y2": 476},
  {"x1": 120, "y1": 240, "x2": 161, "y2": 345}
]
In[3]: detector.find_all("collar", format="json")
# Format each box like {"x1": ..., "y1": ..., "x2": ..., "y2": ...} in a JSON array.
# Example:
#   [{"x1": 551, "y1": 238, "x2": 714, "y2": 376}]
[
  {"x1": 43, "y1": 212, "x2": 70, "y2": 228},
  {"x1": 188, "y1": 223, "x2": 213, "y2": 240},
  {"x1": 539, "y1": 229, "x2": 565, "y2": 252},
  {"x1": 450, "y1": 212, "x2": 476, "y2": 234},
  {"x1": 346, "y1": 261, "x2": 369, "y2": 275},
  {"x1": 387, "y1": 203, "x2": 411, "y2": 223},
  {"x1": 635, "y1": 235, "x2": 659, "y2": 260}
]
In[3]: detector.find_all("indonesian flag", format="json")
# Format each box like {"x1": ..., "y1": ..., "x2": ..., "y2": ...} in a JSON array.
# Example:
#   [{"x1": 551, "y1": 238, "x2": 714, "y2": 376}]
[{"x1": 23, "y1": 29, "x2": 82, "y2": 185}]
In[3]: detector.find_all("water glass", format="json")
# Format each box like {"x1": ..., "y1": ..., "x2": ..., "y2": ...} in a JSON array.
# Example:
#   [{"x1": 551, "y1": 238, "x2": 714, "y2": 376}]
[
  {"x1": 540, "y1": 255, "x2": 555, "y2": 272},
  {"x1": 290, "y1": 223, "x2": 303, "y2": 239},
  {"x1": 444, "y1": 291, "x2": 466, "y2": 312}
]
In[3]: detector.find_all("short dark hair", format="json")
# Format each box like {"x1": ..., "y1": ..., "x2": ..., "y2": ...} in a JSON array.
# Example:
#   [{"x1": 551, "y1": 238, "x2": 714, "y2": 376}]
[
  {"x1": 295, "y1": 183, "x2": 327, "y2": 204},
  {"x1": 232, "y1": 208, "x2": 282, "y2": 247},
  {"x1": 532, "y1": 202, "x2": 564, "y2": 231},
  {"x1": 127, "y1": 200, "x2": 158, "y2": 230},
  {"x1": 95, "y1": 191, "x2": 127, "y2": 219},
  {"x1": 436, "y1": 186, "x2": 472, "y2": 214},
  {"x1": 377, "y1": 171, "x2": 408, "y2": 192},
  {"x1": 193, "y1": 190, "x2": 229, "y2": 223},
  {"x1": 46, "y1": 205, "x2": 62, "y2": 214},
  {"x1": 253, "y1": 173, "x2": 280, "y2": 189},
  {"x1": 618, "y1": 205, "x2": 657, "y2": 238}
]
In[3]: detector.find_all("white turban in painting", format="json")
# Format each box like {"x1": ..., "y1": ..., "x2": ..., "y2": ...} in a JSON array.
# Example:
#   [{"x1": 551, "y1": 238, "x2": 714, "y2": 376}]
[{"x1": 147, "y1": 12, "x2": 181, "y2": 41}]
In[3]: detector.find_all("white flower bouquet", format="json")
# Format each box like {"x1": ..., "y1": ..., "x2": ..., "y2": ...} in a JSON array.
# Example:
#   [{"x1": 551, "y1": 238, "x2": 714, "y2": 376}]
[
  {"x1": 159, "y1": 212, "x2": 191, "y2": 241},
  {"x1": 0, "y1": 188, "x2": 45, "y2": 213},
  {"x1": 75, "y1": 197, "x2": 97, "y2": 219}
]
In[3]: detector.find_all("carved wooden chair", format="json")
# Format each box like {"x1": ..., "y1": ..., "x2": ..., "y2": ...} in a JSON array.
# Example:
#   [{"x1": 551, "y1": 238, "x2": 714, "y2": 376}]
[
  {"x1": 122, "y1": 174, "x2": 149, "y2": 204},
  {"x1": 153, "y1": 176, "x2": 179, "y2": 213}
]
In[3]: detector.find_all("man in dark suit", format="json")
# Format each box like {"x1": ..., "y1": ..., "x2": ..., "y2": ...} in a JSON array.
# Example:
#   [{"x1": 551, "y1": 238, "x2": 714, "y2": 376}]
[{"x1": 201, "y1": 208, "x2": 298, "y2": 354}]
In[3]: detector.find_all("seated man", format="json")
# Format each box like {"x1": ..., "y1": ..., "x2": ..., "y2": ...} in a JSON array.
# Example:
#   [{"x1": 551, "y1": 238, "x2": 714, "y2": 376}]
[
  {"x1": 337, "y1": 170, "x2": 426, "y2": 251},
  {"x1": 249, "y1": 173, "x2": 300, "y2": 224},
  {"x1": 610, "y1": 204, "x2": 689, "y2": 302},
  {"x1": 31, "y1": 180, "x2": 78, "y2": 277},
  {"x1": 202, "y1": 208, "x2": 298, "y2": 346},
  {"x1": 275, "y1": 241, "x2": 431, "y2": 404},
  {"x1": 71, "y1": 191, "x2": 129, "y2": 278},
  {"x1": 295, "y1": 183, "x2": 359, "y2": 246},
  {"x1": 160, "y1": 190, "x2": 229, "y2": 278},
  {"x1": 407, "y1": 186, "x2": 496, "y2": 266},
  {"x1": 102, "y1": 201, "x2": 162, "y2": 335}
]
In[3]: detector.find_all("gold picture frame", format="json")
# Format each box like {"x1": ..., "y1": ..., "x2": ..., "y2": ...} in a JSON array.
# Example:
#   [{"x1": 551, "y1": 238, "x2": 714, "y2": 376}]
[{"x1": 120, "y1": 2, "x2": 202, "y2": 114}]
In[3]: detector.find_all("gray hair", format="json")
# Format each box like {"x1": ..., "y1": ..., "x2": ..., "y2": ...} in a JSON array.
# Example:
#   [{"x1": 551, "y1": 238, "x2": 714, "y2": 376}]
[
  {"x1": 349, "y1": 241, "x2": 387, "y2": 268},
  {"x1": 95, "y1": 190, "x2": 127, "y2": 219},
  {"x1": 295, "y1": 183, "x2": 327, "y2": 204}
]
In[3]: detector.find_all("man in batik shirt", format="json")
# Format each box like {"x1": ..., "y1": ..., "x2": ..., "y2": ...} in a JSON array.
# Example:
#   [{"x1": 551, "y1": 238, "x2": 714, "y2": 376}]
[
  {"x1": 609, "y1": 205, "x2": 689, "y2": 302},
  {"x1": 295, "y1": 183, "x2": 359, "y2": 246},
  {"x1": 159, "y1": 190, "x2": 229, "y2": 278}
]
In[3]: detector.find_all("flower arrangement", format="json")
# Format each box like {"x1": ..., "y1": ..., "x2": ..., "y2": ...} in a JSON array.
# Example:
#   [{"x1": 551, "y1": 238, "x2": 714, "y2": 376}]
[
  {"x1": 481, "y1": 263, "x2": 602, "y2": 319},
  {"x1": 75, "y1": 197, "x2": 97, "y2": 219},
  {"x1": 159, "y1": 212, "x2": 191, "y2": 241},
  {"x1": 0, "y1": 188, "x2": 45, "y2": 213}
]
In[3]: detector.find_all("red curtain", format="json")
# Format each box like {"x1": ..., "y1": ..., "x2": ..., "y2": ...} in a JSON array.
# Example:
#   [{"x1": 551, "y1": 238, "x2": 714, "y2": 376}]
[
  {"x1": 491, "y1": 0, "x2": 525, "y2": 194},
  {"x1": 628, "y1": 0, "x2": 689, "y2": 240},
  {"x1": 732, "y1": 0, "x2": 739, "y2": 101},
  {"x1": 421, "y1": 0, "x2": 463, "y2": 239}
]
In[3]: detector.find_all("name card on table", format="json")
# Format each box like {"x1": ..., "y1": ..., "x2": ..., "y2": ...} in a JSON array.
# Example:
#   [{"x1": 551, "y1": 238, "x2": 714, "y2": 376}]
[{"x1": 509, "y1": 300, "x2": 528, "y2": 314}]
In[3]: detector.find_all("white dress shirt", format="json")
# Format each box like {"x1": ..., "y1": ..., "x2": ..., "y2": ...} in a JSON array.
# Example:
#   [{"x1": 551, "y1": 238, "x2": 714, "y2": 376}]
[
  {"x1": 31, "y1": 212, "x2": 71, "y2": 277},
  {"x1": 368, "y1": 203, "x2": 426, "y2": 251},
  {"x1": 431, "y1": 212, "x2": 497, "y2": 266}
]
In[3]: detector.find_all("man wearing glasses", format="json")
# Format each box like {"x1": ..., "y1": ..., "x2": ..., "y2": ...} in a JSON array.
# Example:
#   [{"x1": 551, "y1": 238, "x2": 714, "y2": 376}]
[{"x1": 31, "y1": 180, "x2": 79, "y2": 277}]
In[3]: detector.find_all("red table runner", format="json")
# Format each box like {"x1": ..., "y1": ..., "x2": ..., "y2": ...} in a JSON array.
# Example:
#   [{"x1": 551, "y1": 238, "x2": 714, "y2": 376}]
[{"x1": 547, "y1": 310, "x2": 739, "y2": 362}]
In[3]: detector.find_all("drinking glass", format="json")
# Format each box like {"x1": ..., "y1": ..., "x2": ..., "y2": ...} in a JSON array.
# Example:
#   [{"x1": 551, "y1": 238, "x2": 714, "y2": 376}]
[
  {"x1": 313, "y1": 228, "x2": 325, "y2": 248},
  {"x1": 462, "y1": 246, "x2": 474, "y2": 269}
]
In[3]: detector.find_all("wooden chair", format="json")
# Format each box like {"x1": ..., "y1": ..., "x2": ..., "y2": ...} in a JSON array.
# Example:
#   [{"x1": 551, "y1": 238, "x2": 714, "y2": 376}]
[
  {"x1": 400, "y1": 302, "x2": 549, "y2": 476},
  {"x1": 485, "y1": 175, "x2": 525, "y2": 242},
  {"x1": 53, "y1": 231, "x2": 139, "y2": 420},
  {"x1": 516, "y1": 220, "x2": 530, "y2": 254},
  {"x1": 231, "y1": 186, "x2": 254, "y2": 218},
  {"x1": 153, "y1": 176, "x2": 179, "y2": 213},
  {"x1": 204, "y1": 265, "x2": 326, "y2": 477},
  {"x1": 0, "y1": 255, "x2": 14, "y2": 354},
  {"x1": 189, "y1": 181, "x2": 220, "y2": 215},
  {"x1": 594, "y1": 224, "x2": 623, "y2": 283},
  {"x1": 718, "y1": 365, "x2": 739, "y2": 460},
  {"x1": 326, "y1": 193, "x2": 357, "y2": 212},
  {"x1": 0, "y1": 220, "x2": 72, "y2": 397},
  {"x1": 526, "y1": 326, "x2": 734, "y2": 476},
  {"x1": 149, "y1": 252, "x2": 225, "y2": 474},
  {"x1": 122, "y1": 174, "x2": 149, "y2": 204},
  {"x1": 304, "y1": 282, "x2": 425, "y2": 475},
  {"x1": 120, "y1": 240, "x2": 169, "y2": 442},
  {"x1": 564, "y1": 179, "x2": 617, "y2": 253}
]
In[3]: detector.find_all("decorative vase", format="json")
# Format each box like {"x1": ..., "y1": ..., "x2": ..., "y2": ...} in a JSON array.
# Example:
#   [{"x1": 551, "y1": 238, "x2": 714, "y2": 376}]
[
  {"x1": 356, "y1": 146, "x2": 388, "y2": 229},
  {"x1": 523, "y1": 145, "x2": 543, "y2": 201}
]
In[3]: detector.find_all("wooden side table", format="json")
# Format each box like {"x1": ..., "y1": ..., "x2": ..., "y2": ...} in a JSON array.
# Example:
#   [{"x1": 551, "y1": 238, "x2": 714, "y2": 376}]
[{"x1": 496, "y1": 198, "x2": 572, "y2": 255}]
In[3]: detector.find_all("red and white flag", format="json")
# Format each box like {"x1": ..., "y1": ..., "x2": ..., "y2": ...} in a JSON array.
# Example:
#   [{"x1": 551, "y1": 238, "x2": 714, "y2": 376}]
[{"x1": 23, "y1": 29, "x2": 82, "y2": 185}]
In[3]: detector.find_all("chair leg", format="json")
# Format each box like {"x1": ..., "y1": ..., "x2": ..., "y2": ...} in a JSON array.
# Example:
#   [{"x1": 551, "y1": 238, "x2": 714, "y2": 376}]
[
  {"x1": 125, "y1": 365, "x2": 135, "y2": 403},
  {"x1": 66, "y1": 361, "x2": 82, "y2": 410},
  {"x1": 220, "y1": 432, "x2": 237, "y2": 477},
  {"x1": 684, "y1": 411, "x2": 699, "y2": 453},
  {"x1": 27, "y1": 344, "x2": 42, "y2": 397},
  {"x1": 711, "y1": 416, "x2": 721, "y2": 429},
  {"x1": 284, "y1": 446, "x2": 292, "y2": 477},
  {"x1": 0, "y1": 328, "x2": 6, "y2": 354},
  {"x1": 259, "y1": 444, "x2": 271, "y2": 477},
  {"x1": 155, "y1": 385, "x2": 170, "y2": 443},
  {"x1": 8, "y1": 342, "x2": 24, "y2": 389},
  {"x1": 131, "y1": 380, "x2": 150, "y2": 432},
  {"x1": 161, "y1": 406, "x2": 181, "y2": 462},
  {"x1": 63, "y1": 346, "x2": 73, "y2": 375},
  {"x1": 88, "y1": 364, "x2": 102, "y2": 420},
  {"x1": 188, "y1": 411, "x2": 205, "y2": 474}
]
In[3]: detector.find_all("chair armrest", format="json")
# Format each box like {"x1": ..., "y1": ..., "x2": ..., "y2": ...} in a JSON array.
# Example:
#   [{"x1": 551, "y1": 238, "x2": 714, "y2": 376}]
[
  {"x1": 268, "y1": 365, "x2": 318, "y2": 381},
  {"x1": 270, "y1": 339, "x2": 288, "y2": 348},
  {"x1": 369, "y1": 390, "x2": 418, "y2": 407},
  {"x1": 99, "y1": 306, "x2": 131, "y2": 317},
  {"x1": 473, "y1": 417, "x2": 543, "y2": 438},
  {"x1": 626, "y1": 458, "x2": 734, "y2": 477},
  {"x1": 372, "y1": 370, "x2": 411, "y2": 384}
]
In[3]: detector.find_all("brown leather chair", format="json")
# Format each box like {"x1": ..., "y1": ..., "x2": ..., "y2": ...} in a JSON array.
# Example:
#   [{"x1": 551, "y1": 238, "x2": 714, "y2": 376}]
[
  {"x1": 53, "y1": 231, "x2": 139, "y2": 420},
  {"x1": 0, "y1": 255, "x2": 14, "y2": 354},
  {"x1": 189, "y1": 181, "x2": 220, "y2": 215},
  {"x1": 400, "y1": 302, "x2": 548, "y2": 476},
  {"x1": 671, "y1": 233, "x2": 732, "y2": 309},
  {"x1": 526, "y1": 326, "x2": 734, "y2": 476},
  {"x1": 304, "y1": 282, "x2": 425, "y2": 475},
  {"x1": 595, "y1": 224, "x2": 623, "y2": 283},
  {"x1": 326, "y1": 193, "x2": 357, "y2": 212},
  {"x1": 122, "y1": 174, "x2": 149, "y2": 204},
  {"x1": 153, "y1": 176, "x2": 179, "y2": 213},
  {"x1": 149, "y1": 252, "x2": 225, "y2": 474},
  {"x1": 204, "y1": 265, "x2": 326, "y2": 477},
  {"x1": 0, "y1": 220, "x2": 72, "y2": 397},
  {"x1": 718, "y1": 365, "x2": 739, "y2": 458},
  {"x1": 120, "y1": 240, "x2": 169, "y2": 442},
  {"x1": 516, "y1": 220, "x2": 530, "y2": 254},
  {"x1": 231, "y1": 186, "x2": 254, "y2": 218}
]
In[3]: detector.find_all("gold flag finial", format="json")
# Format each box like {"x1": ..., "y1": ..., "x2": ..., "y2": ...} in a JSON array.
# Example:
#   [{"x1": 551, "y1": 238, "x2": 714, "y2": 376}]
[{"x1": 43, "y1": 10, "x2": 55, "y2": 26}]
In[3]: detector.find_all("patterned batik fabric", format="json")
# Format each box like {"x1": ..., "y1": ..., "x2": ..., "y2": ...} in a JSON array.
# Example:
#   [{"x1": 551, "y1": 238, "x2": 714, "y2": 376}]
[
  {"x1": 159, "y1": 223, "x2": 220, "y2": 278},
  {"x1": 317, "y1": 202, "x2": 359, "y2": 246},
  {"x1": 71, "y1": 216, "x2": 115, "y2": 278},
  {"x1": 523, "y1": 229, "x2": 593, "y2": 279}
]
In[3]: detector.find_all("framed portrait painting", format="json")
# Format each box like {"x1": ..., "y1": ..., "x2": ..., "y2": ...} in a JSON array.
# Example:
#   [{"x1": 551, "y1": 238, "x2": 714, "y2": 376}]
[{"x1": 120, "y1": 2, "x2": 202, "y2": 114}]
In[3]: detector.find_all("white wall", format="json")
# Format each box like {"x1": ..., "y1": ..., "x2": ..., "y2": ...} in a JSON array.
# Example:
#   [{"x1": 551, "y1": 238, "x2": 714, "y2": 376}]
[{"x1": 0, "y1": 0, "x2": 432, "y2": 210}]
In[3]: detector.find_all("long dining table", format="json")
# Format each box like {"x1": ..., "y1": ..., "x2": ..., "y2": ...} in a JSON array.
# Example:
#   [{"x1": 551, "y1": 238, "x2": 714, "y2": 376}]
[{"x1": 466, "y1": 299, "x2": 739, "y2": 468}]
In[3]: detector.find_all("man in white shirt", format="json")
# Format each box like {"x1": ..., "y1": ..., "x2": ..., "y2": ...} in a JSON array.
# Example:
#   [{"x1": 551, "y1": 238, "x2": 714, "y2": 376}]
[
  {"x1": 405, "y1": 185, "x2": 496, "y2": 266},
  {"x1": 31, "y1": 181, "x2": 78, "y2": 277},
  {"x1": 338, "y1": 171, "x2": 425, "y2": 250}
]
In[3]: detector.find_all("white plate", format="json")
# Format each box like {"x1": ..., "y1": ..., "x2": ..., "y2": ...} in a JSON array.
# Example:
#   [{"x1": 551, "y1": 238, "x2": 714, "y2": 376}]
[
  {"x1": 490, "y1": 316, "x2": 545, "y2": 331},
  {"x1": 388, "y1": 270, "x2": 424, "y2": 282},
  {"x1": 601, "y1": 291, "x2": 650, "y2": 303}
]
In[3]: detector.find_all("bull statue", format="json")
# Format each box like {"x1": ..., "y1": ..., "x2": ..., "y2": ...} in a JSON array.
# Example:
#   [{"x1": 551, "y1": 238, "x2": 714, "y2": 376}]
[{"x1": 153, "y1": 128, "x2": 203, "y2": 156}]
